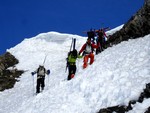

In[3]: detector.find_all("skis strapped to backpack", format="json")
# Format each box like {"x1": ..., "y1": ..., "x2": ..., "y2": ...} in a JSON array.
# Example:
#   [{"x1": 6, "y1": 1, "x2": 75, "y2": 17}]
[
  {"x1": 65, "y1": 38, "x2": 76, "y2": 72},
  {"x1": 73, "y1": 38, "x2": 76, "y2": 50}
]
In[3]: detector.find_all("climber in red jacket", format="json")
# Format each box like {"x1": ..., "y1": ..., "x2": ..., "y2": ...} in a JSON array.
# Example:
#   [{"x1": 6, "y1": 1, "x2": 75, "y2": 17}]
[{"x1": 79, "y1": 38, "x2": 98, "y2": 69}]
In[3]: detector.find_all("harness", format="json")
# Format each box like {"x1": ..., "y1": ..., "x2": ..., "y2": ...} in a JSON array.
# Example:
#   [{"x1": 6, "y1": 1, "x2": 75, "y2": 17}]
[{"x1": 69, "y1": 62, "x2": 76, "y2": 65}]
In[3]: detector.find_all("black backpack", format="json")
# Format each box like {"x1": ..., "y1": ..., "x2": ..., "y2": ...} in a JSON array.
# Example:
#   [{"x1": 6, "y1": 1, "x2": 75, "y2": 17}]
[
  {"x1": 97, "y1": 30, "x2": 104, "y2": 37},
  {"x1": 87, "y1": 31, "x2": 95, "y2": 39}
]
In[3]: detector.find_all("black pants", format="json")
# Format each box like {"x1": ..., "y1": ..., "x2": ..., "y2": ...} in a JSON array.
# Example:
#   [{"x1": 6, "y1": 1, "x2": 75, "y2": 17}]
[
  {"x1": 96, "y1": 46, "x2": 102, "y2": 54},
  {"x1": 68, "y1": 65, "x2": 76, "y2": 80},
  {"x1": 97, "y1": 37, "x2": 105, "y2": 50},
  {"x1": 36, "y1": 77, "x2": 45, "y2": 93}
]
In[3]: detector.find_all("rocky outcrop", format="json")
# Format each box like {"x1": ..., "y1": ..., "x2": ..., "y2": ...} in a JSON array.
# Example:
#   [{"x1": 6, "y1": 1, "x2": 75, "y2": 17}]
[
  {"x1": 0, "y1": 52, "x2": 23, "y2": 91},
  {"x1": 98, "y1": 83, "x2": 150, "y2": 113},
  {"x1": 0, "y1": 52, "x2": 18, "y2": 75},
  {"x1": 98, "y1": 1, "x2": 150, "y2": 113},
  {"x1": 107, "y1": 0, "x2": 150, "y2": 46}
]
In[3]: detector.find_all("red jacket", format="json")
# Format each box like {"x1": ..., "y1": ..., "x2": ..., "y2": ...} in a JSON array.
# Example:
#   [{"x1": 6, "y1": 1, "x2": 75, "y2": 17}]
[{"x1": 79, "y1": 43, "x2": 98, "y2": 55}]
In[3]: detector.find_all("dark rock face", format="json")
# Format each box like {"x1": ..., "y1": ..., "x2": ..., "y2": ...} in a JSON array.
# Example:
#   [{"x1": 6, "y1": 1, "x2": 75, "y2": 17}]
[
  {"x1": 0, "y1": 52, "x2": 23, "y2": 91},
  {"x1": 0, "y1": 70, "x2": 23, "y2": 91},
  {"x1": 97, "y1": 83, "x2": 150, "y2": 113},
  {"x1": 145, "y1": 107, "x2": 150, "y2": 113},
  {"x1": 98, "y1": 1, "x2": 150, "y2": 113},
  {"x1": 107, "y1": 0, "x2": 150, "y2": 46},
  {"x1": 0, "y1": 52, "x2": 18, "y2": 75}
]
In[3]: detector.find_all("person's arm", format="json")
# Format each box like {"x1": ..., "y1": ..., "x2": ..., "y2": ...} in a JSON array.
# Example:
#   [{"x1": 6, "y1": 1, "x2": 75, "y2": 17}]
[
  {"x1": 79, "y1": 44, "x2": 86, "y2": 55},
  {"x1": 44, "y1": 68, "x2": 47, "y2": 74},
  {"x1": 34, "y1": 69, "x2": 38, "y2": 74},
  {"x1": 45, "y1": 68, "x2": 50, "y2": 75},
  {"x1": 77, "y1": 54, "x2": 83, "y2": 58},
  {"x1": 31, "y1": 69, "x2": 38, "y2": 76}
]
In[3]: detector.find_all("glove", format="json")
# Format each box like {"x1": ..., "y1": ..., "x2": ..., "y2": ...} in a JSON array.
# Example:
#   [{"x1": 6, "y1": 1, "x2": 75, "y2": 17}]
[
  {"x1": 47, "y1": 70, "x2": 50, "y2": 75},
  {"x1": 78, "y1": 52, "x2": 81, "y2": 55},
  {"x1": 31, "y1": 72, "x2": 34, "y2": 76},
  {"x1": 66, "y1": 57, "x2": 68, "y2": 61}
]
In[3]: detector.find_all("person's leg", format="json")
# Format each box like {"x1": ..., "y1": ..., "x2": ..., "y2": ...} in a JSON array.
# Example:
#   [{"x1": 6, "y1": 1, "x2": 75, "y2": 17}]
[
  {"x1": 83, "y1": 55, "x2": 89, "y2": 69},
  {"x1": 36, "y1": 79, "x2": 40, "y2": 93},
  {"x1": 71, "y1": 65, "x2": 76, "y2": 79},
  {"x1": 41, "y1": 78, "x2": 45, "y2": 90},
  {"x1": 73, "y1": 65, "x2": 76, "y2": 74},
  {"x1": 89, "y1": 53, "x2": 94, "y2": 65},
  {"x1": 68, "y1": 65, "x2": 73, "y2": 80}
]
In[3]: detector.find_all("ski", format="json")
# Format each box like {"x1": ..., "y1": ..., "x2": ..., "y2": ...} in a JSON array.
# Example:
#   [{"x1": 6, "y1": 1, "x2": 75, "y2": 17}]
[{"x1": 73, "y1": 38, "x2": 76, "y2": 50}]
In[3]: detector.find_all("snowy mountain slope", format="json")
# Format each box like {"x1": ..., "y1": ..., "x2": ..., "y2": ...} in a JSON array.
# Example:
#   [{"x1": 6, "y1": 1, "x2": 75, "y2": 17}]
[
  {"x1": 106, "y1": 25, "x2": 124, "y2": 36},
  {"x1": 0, "y1": 29, "x2": 150, "y2": 113}
]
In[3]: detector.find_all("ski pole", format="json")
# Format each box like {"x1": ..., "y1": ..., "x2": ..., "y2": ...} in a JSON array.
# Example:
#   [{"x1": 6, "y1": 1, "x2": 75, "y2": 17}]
[
  {"x1": 48, "y1": 74, "x2": 49, "y2": 89},
  {"x1": 43, "y1": 54, "x2": 48, "y2": 66},
  {"x1": 31, "y1": 72, "x2": 35, "y2": 95},
  {"x1": 32, "y1": 74, "x2": 34, "y2": 95},
  {"x1": 47, "y1": 69, "x2": 50, "y2": 89}
]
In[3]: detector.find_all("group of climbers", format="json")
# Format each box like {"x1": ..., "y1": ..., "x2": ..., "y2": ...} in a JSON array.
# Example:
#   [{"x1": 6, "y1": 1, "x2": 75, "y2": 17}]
[
  {"x1": 31, "y1": 27, "x2": 109, "y2": 94},
  {"x1": 67, "y1": 27, "x2": 109, "y2": 80}
]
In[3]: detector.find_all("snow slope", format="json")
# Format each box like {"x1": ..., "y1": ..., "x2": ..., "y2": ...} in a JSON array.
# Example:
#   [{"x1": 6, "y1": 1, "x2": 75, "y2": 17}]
[{"x1": 0, "y1": 28, "x2": 150, "y2": 113}]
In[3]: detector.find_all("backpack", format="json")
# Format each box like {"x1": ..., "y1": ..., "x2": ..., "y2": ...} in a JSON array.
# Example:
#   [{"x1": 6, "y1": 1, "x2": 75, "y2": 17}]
[
  {"x1": 97, "y1": 30, "x2": 104, "y2": 37},
  {"x1": 87, "y1": 31, "x2": 95, "y2": 39},
  {"x1": 37, "y1": 66, "x2": 46, "y2": 76}
]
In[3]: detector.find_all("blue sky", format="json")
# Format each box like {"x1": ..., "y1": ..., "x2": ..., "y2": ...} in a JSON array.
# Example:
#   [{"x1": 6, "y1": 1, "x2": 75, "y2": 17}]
[{"x1": 0, "y1": 0, "x2": 144, "y2": 54}]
